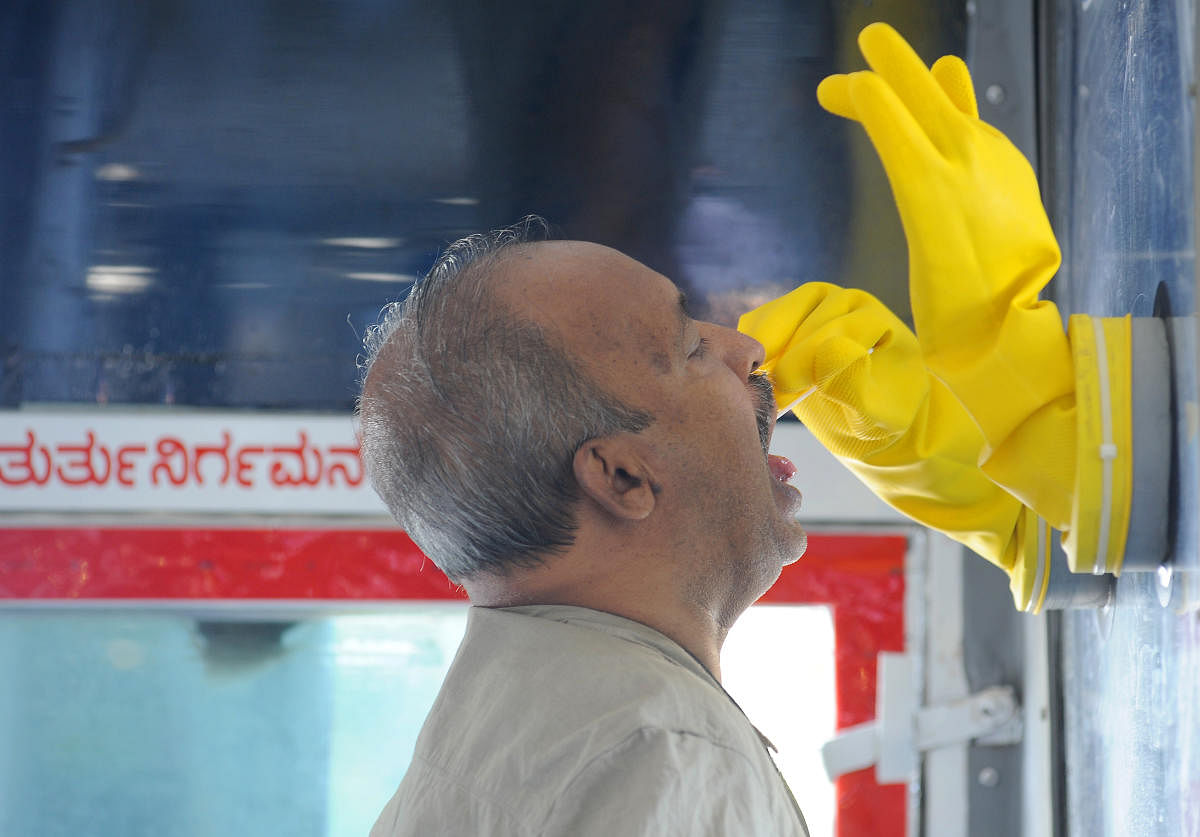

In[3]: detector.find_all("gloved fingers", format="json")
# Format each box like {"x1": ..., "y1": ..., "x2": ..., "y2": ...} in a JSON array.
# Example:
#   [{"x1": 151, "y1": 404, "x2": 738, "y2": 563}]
[
  {"x1": 742, "y1": 283, "x2": 910, "y2": 368},
  {"x1": 816, "y1": 73, "x2": 857, "y2": 120},
  {"x1": 740, "y1": 283, "x2": 844, "y2": 410},
  {"x1": 806, "y1": 334, "x2": 871, "y2": 388},
  {"x1": 819, "y1": 34, "x2": 977, "y2": 127},
  {"x1": 741, "y1": 283, "x2": 912, "y2": 379},
  {"x1": 738, "y1": 282, "x2": 842, "y2": 364},
  {"x1": 930, "y1": 57, "x2": 1010, "y2": 142},
  {"x1": 843, "y1": 70, "x2": 939, "y2": 178},
  {"x1": 740, "y1": 283, "x2": 925, "y2": 417},
  {"x1": 769, "y1": 331, "x2": 867, "y2": 402},
  {"x1": 930, "y1": 55, "x2": 978, "y2": 118},
  {"x1": 772, "y1": 310, "x2": 927, "y2": 428},
  {"x1": 857, "y1": 23, "x2": 960, "y2": 145},
  {"x1": 790, "y1": 332, "x2": 929, "y2": 443}
]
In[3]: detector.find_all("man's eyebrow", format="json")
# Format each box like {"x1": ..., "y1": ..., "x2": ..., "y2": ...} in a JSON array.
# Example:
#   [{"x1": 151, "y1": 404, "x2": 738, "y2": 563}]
[
  {"x1": 678, "y1": 290, "x2": 697, "y2": 317},
  {"x1": 676, "y1": 291, "x2": 692, "y2": 345}
]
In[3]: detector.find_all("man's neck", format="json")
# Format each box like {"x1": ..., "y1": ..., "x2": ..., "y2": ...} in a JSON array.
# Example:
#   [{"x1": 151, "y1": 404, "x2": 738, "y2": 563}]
[{"x1": 463, "y1": 555, "x2": 735, "y2": 681}]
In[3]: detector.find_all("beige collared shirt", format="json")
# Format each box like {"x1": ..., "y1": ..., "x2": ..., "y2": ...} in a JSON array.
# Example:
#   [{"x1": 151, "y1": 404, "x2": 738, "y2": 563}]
[{"x1": 371, "y1": 604, "x2": 809, "y2": 836}]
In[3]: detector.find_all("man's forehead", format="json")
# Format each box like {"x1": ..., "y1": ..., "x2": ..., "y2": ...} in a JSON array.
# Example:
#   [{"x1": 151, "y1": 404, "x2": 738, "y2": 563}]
[
  {"x1": 495, "y1": 241, "x2": 688, "y2": 373},
  {"x1": 500, "y1": 239, "x2": 650, "y2": 280},
  {"x1": 498, "y1": 240, "x2": 683, "y2": 320}
]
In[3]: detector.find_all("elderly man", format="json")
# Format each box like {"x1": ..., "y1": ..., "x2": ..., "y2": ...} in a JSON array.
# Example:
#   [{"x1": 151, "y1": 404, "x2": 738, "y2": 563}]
[{"x1": 359, "y1": 220, "x2": 811, "y2": 835}]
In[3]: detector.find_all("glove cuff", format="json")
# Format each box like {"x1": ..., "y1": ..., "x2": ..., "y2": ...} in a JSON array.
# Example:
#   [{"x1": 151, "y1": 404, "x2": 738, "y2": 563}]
[
  {"x1": 1009, "y1": 507, "x2": 1052, "y2": 613},
  {"x1": 1065, "y1": 315, "x2": 1134, "y2": 575}
]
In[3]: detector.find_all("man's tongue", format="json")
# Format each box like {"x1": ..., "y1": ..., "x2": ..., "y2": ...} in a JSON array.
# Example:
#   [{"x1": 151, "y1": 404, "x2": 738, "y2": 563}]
[{"x1": 767, "y1": 453, "x2": 797, "y2": 483}]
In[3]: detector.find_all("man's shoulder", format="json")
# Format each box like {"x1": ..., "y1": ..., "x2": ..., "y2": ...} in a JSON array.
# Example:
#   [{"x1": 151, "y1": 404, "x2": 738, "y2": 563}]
[
  {"x1": 401, "y1": 607, "x2": 764, "y2": 812},
  {"x1": 430, "y1": 605, "x2": 750, "y2": 743},
  {"x1": 374, "y1": 606, "x2": 808, "y2": 836}
]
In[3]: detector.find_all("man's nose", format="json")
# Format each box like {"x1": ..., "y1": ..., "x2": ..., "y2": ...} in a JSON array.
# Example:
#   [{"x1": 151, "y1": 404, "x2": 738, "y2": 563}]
[{"x1": 712, "y1": 324, "x2": 765, "y2": 378}]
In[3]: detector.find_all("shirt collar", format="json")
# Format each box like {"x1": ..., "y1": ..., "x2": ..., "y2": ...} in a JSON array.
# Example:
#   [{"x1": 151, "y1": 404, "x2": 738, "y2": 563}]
[{"x1": 488, "y1": 603, "x2": 721, "y2": 689}]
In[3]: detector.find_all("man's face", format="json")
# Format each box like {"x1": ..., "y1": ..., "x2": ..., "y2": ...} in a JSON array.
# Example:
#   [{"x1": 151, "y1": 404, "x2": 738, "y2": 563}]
[{"x1": 500, "y1": 241, "x2": 807, "y2": 595}]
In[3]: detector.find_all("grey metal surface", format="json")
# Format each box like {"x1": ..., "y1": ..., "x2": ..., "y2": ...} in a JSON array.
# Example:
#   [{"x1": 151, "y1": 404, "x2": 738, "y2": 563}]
[
  {"x1": 967, "y1": 0, "x2": 1037, "y2": 160},
  {"x1": 1062, "y1": 576, "x2": 1200, "y2": 837},
  {"x1": 960, "y1": 556, "x2": 1028, "y2": 837},
  {"x1": 960, "y1": 2, "x2": 1037, "y2": 833},
  {"x1": 1125, "y1": 317, "x2": 1172, "y2": 570},
  {"x1": 1041, "y1": 536, "x2": 1115, "y2": 612},
  {"x1": 1046, "y1": 1, "x2": 1200, "y2": 835}
]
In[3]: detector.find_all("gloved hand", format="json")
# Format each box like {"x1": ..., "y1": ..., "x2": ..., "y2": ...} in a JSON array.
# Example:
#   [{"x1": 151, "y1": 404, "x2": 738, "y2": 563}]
[
  {"x1": 815, "y1": 23, "x2": 1132, "y2": 574},
  {"x1": 740, "y1": 282, "x2": 1051, "y2": 610}
]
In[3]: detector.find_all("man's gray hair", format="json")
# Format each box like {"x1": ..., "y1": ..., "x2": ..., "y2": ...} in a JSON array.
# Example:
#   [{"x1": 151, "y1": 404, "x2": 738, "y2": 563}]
[{"x1": 357, "y1": 219, "x2": 654, "y2": 582}]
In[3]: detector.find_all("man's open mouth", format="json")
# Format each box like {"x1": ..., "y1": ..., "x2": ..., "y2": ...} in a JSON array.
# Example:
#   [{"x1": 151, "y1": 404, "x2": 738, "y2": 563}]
[
  {"x1": 749, "y1": 371, "x2": 775, "y2": 457},
  {"x1": 751, "y1": 371, "x2": 800, "y2": 487},
  {"x1": 767, "y1": 453, "x2": 797, "y2": 482}
]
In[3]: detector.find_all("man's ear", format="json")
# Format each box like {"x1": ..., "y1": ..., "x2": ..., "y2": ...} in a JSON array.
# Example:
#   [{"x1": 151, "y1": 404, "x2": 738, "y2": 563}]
[{"x1": 572, "y1": 437, "x2": 657, "y2": 521}]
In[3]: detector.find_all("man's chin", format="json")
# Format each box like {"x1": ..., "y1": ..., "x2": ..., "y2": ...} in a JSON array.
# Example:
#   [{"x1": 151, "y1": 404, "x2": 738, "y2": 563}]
[
  {"x1": 764, "y1": 477, "x2": 807, "y2": 564},
  {"x1": 781, "y1": 530, "x2": 808, "y2": 565}
]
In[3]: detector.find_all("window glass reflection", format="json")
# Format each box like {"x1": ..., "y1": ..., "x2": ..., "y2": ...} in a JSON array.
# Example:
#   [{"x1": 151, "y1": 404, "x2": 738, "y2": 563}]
[
  {"x1": 0, "y1": 606, "x2": 469, "y2": 836},
  {"x1": 2, "y1": 1, "x2": 962, "y2": 409},
  {"x1": 0, "y1": 603, "x2": 835, "y2": 836}
]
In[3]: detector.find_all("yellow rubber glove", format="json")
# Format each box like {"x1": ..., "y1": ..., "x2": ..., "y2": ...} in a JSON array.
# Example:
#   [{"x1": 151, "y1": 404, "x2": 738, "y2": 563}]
[
  {"x1": 740, "y1": 283, "x2": 1052, "y2": 611},
  {"x1": 816, "y1": 24, "x2": 1132, "y2": 574}
]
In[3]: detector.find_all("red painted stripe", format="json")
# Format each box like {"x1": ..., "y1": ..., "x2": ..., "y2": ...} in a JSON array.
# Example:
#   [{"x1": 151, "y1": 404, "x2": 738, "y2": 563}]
[
  {"x1": 0, "y1": 528, "x2": 905, "y2": 603},
  {"x1": 0, "y1": 527, "x2": 464, "y2": 600},
  {"x1": 761, "y1": 534, "x2": 908, "y2": 837}
]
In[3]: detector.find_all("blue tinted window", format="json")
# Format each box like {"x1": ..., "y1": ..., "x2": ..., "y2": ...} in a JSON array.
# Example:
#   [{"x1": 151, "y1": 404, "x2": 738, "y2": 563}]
[{"x1": 1, "y1": 1, "x2": 963, "y2": 409}]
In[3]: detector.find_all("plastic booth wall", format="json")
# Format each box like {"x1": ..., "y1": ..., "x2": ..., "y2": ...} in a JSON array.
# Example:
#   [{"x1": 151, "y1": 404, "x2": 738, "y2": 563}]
[
  {"x1": 0, "y1": 2, "x2": 959, "y2": 835},
  {"x1": 1044, "y1": 2, "x2": 1200, "y2": 835}
]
